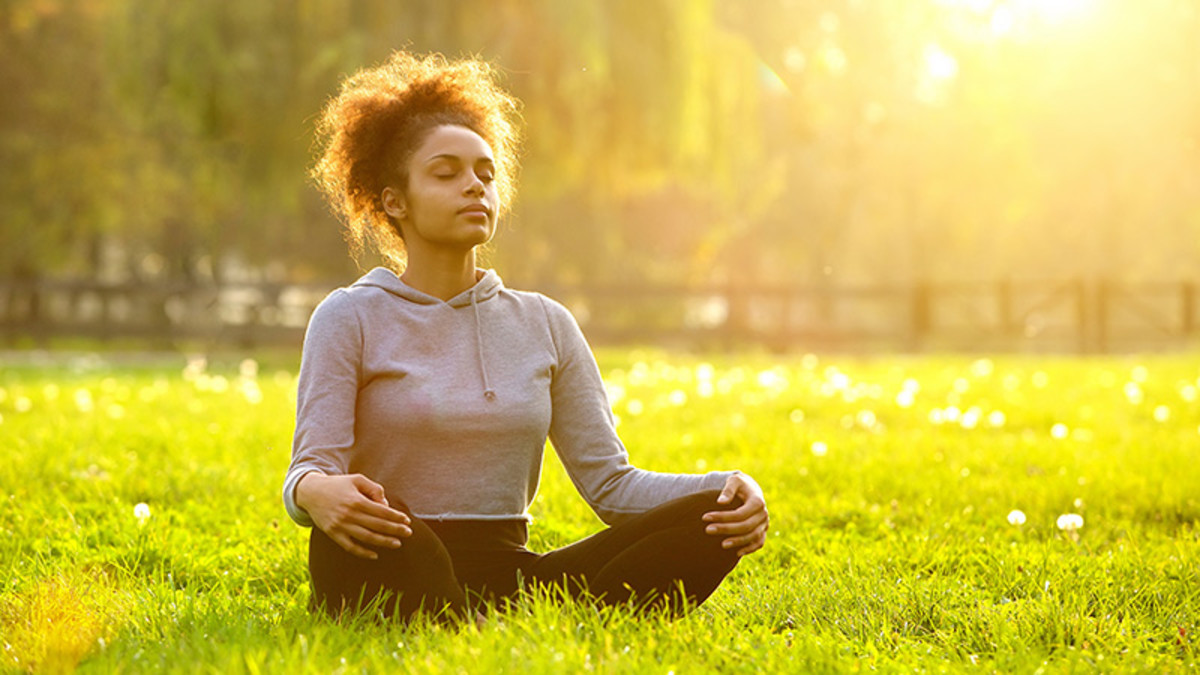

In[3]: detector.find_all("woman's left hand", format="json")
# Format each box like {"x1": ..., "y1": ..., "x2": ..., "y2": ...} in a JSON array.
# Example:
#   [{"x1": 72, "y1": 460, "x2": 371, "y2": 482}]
[{"x1": 703, "y1": 473, "x2": 769, "y2": 556}]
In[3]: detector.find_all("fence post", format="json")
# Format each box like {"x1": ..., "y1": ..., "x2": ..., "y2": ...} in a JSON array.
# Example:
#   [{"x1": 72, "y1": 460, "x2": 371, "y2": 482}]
[
  {"x1": 99, "y1": 285, "x2": 113, "y2": 343},
  {"x1": 910, "y1": 281, "x2": 930, "y2": 351},
  {"x1": 1091, "y1": 278, "x2": 1109, "y2": 354},
  {"x1": 1076, "y1": 278, "x2": 1090, "y2": 354},
  {"x1": 776, "y1": 289, "x2": 792, "y2": 351},
  {"x1": 997, "y1": 278, "x2": 1014, "y2": 337},
  {"x1": 1183, "y1": 281, "x2": 1195, "y2": 336},
  {"x1": 723, "y1": 280, "x2": 745, "y2": 350}
]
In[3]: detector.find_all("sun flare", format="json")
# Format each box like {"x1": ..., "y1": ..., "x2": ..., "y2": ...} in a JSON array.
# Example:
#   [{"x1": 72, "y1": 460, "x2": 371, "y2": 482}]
[{"x1": 937, "y1": 0, "x2": 1102, "y2": 38}]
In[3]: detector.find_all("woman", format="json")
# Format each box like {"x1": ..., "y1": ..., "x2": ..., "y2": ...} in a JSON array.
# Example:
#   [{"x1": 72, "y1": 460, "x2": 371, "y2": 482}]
[{"x1": 284, "y1": 51, "x2": 769, "y2": 622}]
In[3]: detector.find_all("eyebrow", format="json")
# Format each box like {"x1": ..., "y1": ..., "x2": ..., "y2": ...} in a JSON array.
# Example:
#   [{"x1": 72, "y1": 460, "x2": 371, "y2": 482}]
[{"x1": 424, "y1": 154, "x2": 494, "y2": 164}]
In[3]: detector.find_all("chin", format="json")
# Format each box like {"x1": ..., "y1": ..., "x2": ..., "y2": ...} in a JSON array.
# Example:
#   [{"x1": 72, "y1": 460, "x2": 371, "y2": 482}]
[{"x1": 468, "y1": 225, "x2": 495, "y2": 246}]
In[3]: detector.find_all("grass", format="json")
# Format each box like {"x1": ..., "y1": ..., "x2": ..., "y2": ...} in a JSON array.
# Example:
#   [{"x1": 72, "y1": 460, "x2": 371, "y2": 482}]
[{"x1": 0, "y1": 348, "x2": 1197, "y2": 673}]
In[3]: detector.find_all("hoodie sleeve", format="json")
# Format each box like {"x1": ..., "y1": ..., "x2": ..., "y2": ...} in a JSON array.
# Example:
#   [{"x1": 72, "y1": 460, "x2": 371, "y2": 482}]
[
  {"x1": 540, "y1": 297, "x2": 736, "y2": 525},
  {"x1": 282, "y1": 290, "x2": 363, "y2": 527}
]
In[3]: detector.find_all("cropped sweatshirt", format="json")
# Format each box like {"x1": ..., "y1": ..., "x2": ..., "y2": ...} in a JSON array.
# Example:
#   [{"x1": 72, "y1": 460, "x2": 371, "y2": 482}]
[{"x1": 283, "y1": 268, "x2": 734, "y2": 527}]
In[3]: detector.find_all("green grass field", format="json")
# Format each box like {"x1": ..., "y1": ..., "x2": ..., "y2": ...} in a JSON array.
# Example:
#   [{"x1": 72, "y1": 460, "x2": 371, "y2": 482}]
[{"x1": 1, "y1": 349, "x2": 1197, "y2": 673}]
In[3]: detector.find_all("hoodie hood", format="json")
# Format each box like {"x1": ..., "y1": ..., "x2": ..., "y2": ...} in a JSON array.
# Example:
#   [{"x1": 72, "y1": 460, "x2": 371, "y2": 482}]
[{"x1": 351, "y1": 267, "x2": 504, "y2": 307}]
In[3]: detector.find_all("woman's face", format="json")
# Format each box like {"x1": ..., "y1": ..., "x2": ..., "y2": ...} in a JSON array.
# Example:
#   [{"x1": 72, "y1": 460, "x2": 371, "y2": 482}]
[{"x1": 386, "y1": 124, "x2": 499, "y2": 255}]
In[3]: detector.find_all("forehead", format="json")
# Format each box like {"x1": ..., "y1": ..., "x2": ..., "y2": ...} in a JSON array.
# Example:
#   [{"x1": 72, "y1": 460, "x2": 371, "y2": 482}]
[{"x1": 415, "y1": 125, "x2": 494, "y2": 162}]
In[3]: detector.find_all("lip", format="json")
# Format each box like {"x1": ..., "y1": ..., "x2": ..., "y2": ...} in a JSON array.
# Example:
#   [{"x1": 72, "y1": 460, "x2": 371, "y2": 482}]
[{"x1": 457, "y1": 204, "x2": 491, "y2": 217}]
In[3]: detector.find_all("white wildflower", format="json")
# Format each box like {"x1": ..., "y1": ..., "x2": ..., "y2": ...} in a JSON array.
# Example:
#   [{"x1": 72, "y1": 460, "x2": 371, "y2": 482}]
[
  {"x1": 1056, "y1": 513, "x2": 1084, "y2": 531},
  {"x1": 959, "y1": 407, "x2": 981, "y2": 430},
  {"x1": 240, "y1": 380, "x2": 264, "y2": 405},
  {"x1": 239, "y1": 358, "x2": 259, "y2": 379},
  {"x1": 970, "y1": 359, "x2": 994, "y2": 377},
  {"x1": 182, "y1": 355, "x2": 207, "y2": 381}
]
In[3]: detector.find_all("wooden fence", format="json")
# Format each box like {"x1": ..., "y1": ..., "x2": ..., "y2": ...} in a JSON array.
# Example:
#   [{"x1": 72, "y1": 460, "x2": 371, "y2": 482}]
[{"x1": 0, "y1": 277, "x2": 1197, "y2": 352}]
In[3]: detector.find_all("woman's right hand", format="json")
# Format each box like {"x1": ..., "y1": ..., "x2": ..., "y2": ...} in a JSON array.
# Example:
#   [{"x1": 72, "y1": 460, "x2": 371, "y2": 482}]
[{"x1": 294, "y1": 472, "x2": 413, "y2": 560}]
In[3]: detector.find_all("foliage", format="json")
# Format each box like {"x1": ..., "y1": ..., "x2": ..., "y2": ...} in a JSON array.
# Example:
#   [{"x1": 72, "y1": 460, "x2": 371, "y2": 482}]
[
  {"x1": 0, "y1": 349, "x2": 1197, "y2": 672},
  {"x1": 2, "y1": 1, "x2": 1198, "y2": 288}
]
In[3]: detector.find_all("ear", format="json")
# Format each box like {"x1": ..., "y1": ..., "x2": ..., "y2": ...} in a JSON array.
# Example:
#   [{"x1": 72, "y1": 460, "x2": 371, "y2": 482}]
[{"x1": 381, "y1": 186, "x2": 406, "y2": 221}]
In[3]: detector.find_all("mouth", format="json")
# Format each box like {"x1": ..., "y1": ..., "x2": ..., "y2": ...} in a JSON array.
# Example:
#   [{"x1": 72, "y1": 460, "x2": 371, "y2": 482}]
[{"x1": 458, "y1": 204, "x2": 491, "y2": 217}]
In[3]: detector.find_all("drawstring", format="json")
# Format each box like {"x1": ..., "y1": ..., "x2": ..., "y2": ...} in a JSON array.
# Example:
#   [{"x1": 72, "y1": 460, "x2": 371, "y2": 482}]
[{"x1": 470, "y1": 289, "x2": 496, "y2": 401}]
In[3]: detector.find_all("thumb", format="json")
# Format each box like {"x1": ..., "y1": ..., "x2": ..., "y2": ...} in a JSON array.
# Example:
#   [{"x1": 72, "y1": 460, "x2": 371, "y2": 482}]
[
  {"x1": 353, "y1": 475, "x2": 389, "y2": 506},
  {"x1": 717, "y1": 478, "x2": 739, "y2": 504}
]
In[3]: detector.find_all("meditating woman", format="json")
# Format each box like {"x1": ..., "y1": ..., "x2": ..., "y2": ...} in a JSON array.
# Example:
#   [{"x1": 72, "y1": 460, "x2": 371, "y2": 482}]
[{"x1": 283, "y1": 50, "x2": 769, "y2": 622}]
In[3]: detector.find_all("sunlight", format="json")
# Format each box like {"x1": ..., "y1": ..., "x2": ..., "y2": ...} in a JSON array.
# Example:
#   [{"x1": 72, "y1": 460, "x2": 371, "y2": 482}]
[
  {"x1": 916, "y1": 42, "x2": 959, "y2": 104},
  {"x1": 991, "y1": 6, "x2": 1017, "y2": 36},
  {"x1": 924, "y1": 44, "x2": 960, "y2": 81},
  {"x1": 1017, "y1": 0, "x2": 1096, "y2": 26},
  {"x1": 937, "y1": 0, "x2": 1101, "y2": 38}
]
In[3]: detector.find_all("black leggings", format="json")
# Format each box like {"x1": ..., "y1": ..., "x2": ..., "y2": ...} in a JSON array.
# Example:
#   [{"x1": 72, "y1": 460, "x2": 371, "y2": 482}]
[{"x1": 308, "y1": 489, "x2": 742, "y2": 622}]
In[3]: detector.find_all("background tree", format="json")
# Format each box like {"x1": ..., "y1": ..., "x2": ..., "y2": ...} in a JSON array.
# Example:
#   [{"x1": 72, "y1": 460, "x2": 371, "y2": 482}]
[{"x1": 1, "y1": 0, "x2": 1197, "y2": 291}]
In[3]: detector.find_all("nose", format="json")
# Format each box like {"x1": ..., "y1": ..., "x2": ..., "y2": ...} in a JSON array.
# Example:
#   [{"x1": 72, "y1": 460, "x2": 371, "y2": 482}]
[{"x1": 464, "y1": 173, "x2": 485, "y2": 196}]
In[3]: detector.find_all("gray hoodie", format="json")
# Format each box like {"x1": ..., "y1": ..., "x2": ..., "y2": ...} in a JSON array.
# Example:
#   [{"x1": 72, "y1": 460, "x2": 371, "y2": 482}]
[{"x1": 283, "y1": 267, "x2": 734, "y2": 527}]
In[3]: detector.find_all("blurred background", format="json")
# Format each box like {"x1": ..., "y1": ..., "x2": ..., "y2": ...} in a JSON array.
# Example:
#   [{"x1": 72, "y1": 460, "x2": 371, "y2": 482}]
[{"x1": 1, "y1": 0, "x2": 1198, "y2": 351}]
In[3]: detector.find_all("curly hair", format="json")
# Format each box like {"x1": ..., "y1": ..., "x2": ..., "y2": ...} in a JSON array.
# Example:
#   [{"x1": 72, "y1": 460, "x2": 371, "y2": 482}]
[{"x1": 311, "y1": 51, "x2": 522, "y2": 270}]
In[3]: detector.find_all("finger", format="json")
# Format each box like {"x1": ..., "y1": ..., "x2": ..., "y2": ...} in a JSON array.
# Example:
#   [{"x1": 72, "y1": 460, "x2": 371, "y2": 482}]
[
  {"x1": 333, "y1": 532, "x2": 380, "y2": 560},
  {"x1": 704, "y1": 498, "x2": 765, "y2": 524},
  {"x1": 353, "y1": 512, "x2": 413, "y2": 539},
  {"x1": 736, "y1": 537, "x2": 765, "y2": 556},
  {"x1": 722, "y1": 524, "x2": 768, "y2": 551},
  {"x1": 344, "y1": 523, "x2": 405, "y2": 550},
  {"x1": 704, "y1": 505, "x2": 752, "y2": 524},
  {"x1": 705, "y1": 509, "x2": 768, "y2": 536},
  {"x1": 356, "y1": 498, "x2": 411, "y2": 525}
]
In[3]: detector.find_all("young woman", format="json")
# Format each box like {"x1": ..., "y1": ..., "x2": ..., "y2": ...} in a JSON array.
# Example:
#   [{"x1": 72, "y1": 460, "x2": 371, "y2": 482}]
[{"x1": 284, "y1": 51, "x2": 769, "y2": 622}]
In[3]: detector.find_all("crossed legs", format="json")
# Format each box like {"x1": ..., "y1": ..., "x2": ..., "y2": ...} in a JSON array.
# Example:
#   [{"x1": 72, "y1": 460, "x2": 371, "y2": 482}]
[
  {"x1": 523, "y1": 489, "x2": 742, "y2": 615},
  {"x1": 306, "y1": 489, "x2": 741, "y2": 622}
]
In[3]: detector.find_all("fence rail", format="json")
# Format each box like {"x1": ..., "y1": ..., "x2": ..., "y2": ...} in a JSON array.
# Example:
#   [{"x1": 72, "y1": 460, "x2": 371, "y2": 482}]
[{"x1": 1, "y1": 277, "x2": 1197, "y2": 352}]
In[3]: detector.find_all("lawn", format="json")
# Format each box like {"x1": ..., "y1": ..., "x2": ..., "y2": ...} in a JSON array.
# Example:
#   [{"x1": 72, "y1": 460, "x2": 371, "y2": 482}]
[{"x1": 1, "y1": 349, "x2": 1197, "y2": 673}]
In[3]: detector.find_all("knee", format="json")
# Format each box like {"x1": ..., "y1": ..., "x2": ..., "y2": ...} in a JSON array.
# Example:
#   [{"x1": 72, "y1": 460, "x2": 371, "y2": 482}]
[
  {"x1": 648, "y1": 489, "x2": 743, "y2": 536},
  {"x1": 703, "y1": 488, "x2": 741, "y2": 506},
  {"x1": 689, "y1": 488, "x2": 743, "y2": 516},
  {"x1": 691, "y1": 490, "x2": 747, "y2": 559}
]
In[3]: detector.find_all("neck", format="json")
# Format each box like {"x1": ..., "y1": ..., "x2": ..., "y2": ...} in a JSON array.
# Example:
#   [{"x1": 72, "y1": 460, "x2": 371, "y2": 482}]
[{"x1": 400, "y1": 248, "x2": 479, "y2": 301}]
